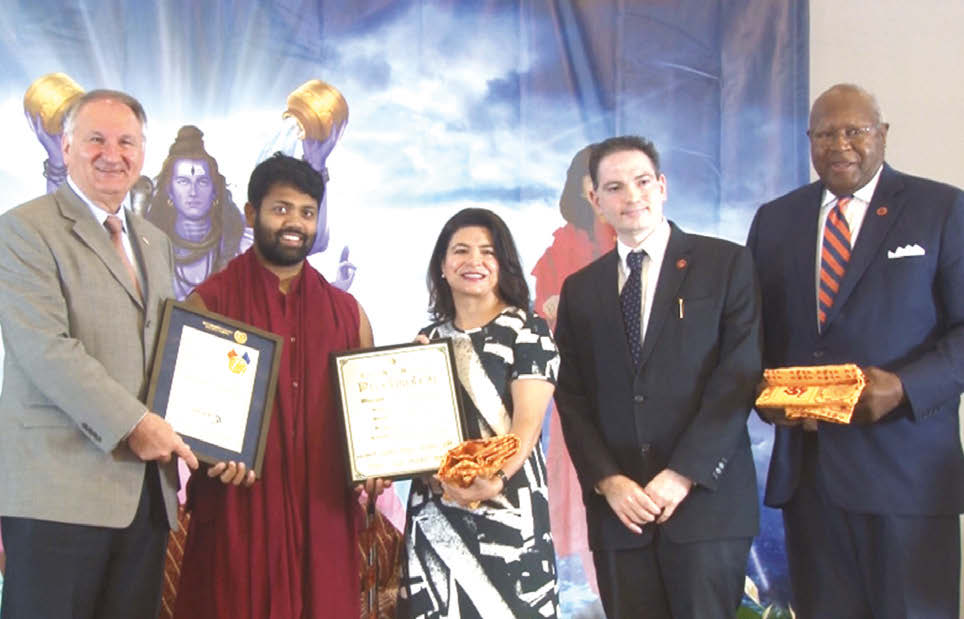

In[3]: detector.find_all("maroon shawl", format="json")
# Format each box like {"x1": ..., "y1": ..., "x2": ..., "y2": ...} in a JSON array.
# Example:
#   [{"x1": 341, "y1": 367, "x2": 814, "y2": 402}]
[{"x1": 174, "y1": 249, "x2": 361, "y2": 618}]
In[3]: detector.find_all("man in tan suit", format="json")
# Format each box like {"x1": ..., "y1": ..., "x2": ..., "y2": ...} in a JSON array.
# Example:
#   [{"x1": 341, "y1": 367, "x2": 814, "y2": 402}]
[{"x1": 0, "y1": 89, "x2": 198, "y2": 618}]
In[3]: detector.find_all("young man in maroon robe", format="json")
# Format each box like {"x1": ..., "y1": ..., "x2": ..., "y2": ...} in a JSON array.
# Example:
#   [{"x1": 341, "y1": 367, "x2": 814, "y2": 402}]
[{"x1": 173, "y1": 153, "x2": 376, "y2": 618}]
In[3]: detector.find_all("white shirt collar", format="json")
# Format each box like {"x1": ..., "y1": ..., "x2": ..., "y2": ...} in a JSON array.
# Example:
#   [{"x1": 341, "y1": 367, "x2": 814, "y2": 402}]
[
  {"x1": 820, "y1": 163, "x2": 884, "y2": 209},
  {"x1": 67, "y1": 175, "x2": 133, "y2": 232},
  {"x1": 616, "y1": 218, "x2": 671, "y2": 268}
]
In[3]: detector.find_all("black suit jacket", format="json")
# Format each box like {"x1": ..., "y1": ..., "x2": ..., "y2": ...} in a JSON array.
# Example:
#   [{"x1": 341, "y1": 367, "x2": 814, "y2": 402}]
[
  {"x1": 748, "y1": 164, "x2": 964, "y2": 515},
  {"x1": 555, "y1": 222, "x2": 762, "y2": 550}
]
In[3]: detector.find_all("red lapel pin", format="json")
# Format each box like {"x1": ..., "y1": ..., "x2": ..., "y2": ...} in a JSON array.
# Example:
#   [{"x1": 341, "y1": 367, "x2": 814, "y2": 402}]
[
  {"x1": 676, "y1": 258, "x2": 687, "y2": 270},
  {"x1": 876, "y1": 206, "x2": 888, "y2": 216}
]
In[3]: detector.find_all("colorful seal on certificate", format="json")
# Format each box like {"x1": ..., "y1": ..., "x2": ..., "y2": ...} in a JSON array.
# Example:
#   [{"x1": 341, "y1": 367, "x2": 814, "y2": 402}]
[{"x1": 227, "y1": 349, "x2": 251, "y2": 375}]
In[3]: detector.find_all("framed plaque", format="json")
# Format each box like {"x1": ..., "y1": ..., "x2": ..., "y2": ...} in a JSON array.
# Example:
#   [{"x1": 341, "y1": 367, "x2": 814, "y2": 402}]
[
  {"x1": 146, "y1": 299, "x2": 282, "y2": 476},
  {"x1": 331, "y1": 340, "x2": 467, "y2": 483}
]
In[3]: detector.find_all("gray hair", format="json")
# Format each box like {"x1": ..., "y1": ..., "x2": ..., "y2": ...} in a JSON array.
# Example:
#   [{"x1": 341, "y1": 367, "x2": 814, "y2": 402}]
[{"x1": 62, "y1": 89, "x2": 147, "y2": 142}]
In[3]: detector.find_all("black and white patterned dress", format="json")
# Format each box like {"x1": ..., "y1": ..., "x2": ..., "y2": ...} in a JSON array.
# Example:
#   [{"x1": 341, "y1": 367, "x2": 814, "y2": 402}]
[{"x1": 398, "y1": 307, "x2": 560, "y2": 619}]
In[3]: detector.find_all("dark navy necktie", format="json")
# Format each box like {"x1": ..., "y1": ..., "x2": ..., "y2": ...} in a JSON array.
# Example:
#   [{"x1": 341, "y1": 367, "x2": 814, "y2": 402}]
[{"x1": 620, "y1": 250, "x2": 645, "y2": 368}]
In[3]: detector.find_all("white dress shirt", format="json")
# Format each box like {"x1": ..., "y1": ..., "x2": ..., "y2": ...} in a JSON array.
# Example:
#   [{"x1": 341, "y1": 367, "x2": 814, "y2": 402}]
[
  {"x1": 813, "y1": 164, "x2": 883, "y2": 327},
  {"x1": 616, "y1": 218, "x2": 671, "y2": 344}
]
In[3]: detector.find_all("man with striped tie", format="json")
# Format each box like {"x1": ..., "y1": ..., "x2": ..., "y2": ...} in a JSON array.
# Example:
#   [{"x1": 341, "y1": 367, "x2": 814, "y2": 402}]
[{"x1": 748, "y1": 83, "x2": 964, "y2": 618}]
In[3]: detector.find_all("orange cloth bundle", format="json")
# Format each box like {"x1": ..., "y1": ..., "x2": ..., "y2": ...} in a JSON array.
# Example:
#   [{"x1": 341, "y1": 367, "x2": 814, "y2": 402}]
[
  {"x1": 437, "y1": 433, "x2": 520, "y2": 488},
  {"x1": 756, "y1": 364, "x2": 866, "y2": 424}
]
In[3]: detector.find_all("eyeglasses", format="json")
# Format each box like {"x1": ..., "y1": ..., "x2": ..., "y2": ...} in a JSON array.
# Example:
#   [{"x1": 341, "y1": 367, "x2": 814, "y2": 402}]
[{"x1": 807, "y1": 125, "x2": 878, "y2": 145}]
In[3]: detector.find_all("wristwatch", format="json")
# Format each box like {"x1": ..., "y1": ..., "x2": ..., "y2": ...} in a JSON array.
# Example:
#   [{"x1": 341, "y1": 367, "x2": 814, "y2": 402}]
[{"x1": 494, "y1": 469, "x2": 509, "y2": 485}]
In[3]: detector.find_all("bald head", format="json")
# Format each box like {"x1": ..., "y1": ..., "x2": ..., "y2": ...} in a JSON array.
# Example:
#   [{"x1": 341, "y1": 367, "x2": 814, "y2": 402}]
[
  {"x1": 807, "y1": 83, "x2": 889, "y2": 196},
  {"x1": 810, "y1": 83, "x2": 884, "y2": 127}
]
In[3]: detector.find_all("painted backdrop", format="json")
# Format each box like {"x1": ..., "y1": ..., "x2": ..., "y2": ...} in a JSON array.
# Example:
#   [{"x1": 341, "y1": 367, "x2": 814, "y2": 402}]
[{"x1": 0, "y1": 1, "x2": 809, "y2": 615}]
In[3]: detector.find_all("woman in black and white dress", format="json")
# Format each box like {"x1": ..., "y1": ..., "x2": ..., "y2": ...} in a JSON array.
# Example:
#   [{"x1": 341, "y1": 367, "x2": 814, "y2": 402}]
[{"x1": 397, "y1": 208, "x2": 560, "y2": 619}]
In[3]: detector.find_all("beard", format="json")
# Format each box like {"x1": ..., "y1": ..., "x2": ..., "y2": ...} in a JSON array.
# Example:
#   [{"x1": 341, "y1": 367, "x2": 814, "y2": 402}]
[{"x1": 253, "y1": 220, "x2": 316, "y2": 267}]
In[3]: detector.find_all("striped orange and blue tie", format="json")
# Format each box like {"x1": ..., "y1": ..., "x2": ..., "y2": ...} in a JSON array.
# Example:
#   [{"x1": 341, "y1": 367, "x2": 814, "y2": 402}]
[{"x1": 818, "y1": 196, "x2": 852, "y2": 328}]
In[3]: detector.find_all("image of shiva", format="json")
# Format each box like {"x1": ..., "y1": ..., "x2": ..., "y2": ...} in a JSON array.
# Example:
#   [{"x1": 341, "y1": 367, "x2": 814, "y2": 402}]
[{"x1": 145, "y1": 125, "x2": 245, "y2": 299}]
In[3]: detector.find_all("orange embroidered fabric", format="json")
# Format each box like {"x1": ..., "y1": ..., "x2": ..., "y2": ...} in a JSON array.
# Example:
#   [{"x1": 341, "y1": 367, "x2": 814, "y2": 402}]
[
  {"x1": 756, "y1": 364, "x2": 866, "y2": 424},
  {"x1": 358, "y1": 509, "x2": 403, "y2": 619},
  {"x1": 437, "y1": 434, "x2": 520, "y2": 488}
]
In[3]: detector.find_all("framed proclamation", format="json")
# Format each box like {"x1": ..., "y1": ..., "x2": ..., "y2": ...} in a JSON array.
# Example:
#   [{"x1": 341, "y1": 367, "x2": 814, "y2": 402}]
[
  {"x1": 147, "y1": 299, "x2": 282, "y2": 476},
  {"x1": 331, "y1": 340, "x2": 467, "y2": 484}
]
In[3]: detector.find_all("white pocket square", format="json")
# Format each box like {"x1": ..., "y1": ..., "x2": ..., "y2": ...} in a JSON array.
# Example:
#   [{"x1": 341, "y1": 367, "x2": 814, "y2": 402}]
[{"x1": 887, "y1": 244, "x2": 925, "y2": 259}]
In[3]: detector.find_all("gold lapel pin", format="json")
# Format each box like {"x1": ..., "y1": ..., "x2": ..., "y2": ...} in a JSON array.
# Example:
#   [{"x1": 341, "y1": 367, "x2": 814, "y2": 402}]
[
  {"x1": 876, "y1": 206, "x2": 888, "y2": 216},
  {"x1": 676, "y1": 258, "x2": 687, "y2": 270}
]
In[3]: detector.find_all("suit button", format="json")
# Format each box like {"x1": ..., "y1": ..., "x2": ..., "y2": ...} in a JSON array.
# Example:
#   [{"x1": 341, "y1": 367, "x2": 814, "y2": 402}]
[
  {"x1": 634, "y1": 395, "x2": 645, "y2": 403},
  {"x1": 813, "y1": 350, "x2": 825, "y2": 359},
  {"x1": 145, "y1": 320, "x2": 151, "y2": 328},
  {"x1": 639, "y1": 443, "x2": 651, "y2": 456}
]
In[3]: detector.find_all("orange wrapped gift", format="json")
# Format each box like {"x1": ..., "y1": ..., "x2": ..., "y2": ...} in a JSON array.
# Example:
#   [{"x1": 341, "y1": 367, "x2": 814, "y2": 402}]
[
  {"x1": 436, "y1": 433, "x2": 520, "y2": 505},
  {"x1": 756, "y1": 364, "x2": 866, "y2": 424}
]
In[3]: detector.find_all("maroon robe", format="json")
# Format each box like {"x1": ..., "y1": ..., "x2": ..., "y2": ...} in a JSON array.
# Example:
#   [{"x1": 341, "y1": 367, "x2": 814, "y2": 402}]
[{"x1": 173, "y1": 248, "x2": 361, "y2": 619}]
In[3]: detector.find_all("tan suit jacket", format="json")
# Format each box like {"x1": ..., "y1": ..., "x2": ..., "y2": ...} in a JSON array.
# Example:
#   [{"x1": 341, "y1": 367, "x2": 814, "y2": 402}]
[{"x1": 0, "y1": 183, "x2": 180, "y2": 528}]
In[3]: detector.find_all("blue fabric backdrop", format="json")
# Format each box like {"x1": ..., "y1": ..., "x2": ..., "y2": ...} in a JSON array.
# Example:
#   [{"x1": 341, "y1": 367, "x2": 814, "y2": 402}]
[{"x1": 0, "y1": 1, "x2": 808, "y2": 615}]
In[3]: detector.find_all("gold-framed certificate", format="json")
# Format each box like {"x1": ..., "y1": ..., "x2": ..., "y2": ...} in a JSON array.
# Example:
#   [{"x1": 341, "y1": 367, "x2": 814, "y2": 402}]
[
  {"x1": 331, "y1": 340, "x2": 467, "y2": 483},
  {"x1": 146, "y1": 299, "x2": 282, "y2": 476}
]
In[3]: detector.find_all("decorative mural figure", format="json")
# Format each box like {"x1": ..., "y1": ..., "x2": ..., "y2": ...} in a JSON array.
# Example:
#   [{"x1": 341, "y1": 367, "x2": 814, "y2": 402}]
[
  {"x1": 258, "y1": 78, "x2": 356, "y2": 290},
  {"x1": 531, "y1": 144, "x2": 615, "y2": 612},
  {"x1": 22, "y1": 72, "x2": 84, "y2": 194},
  {"x1": 532, "y1": 144, "x2": 616, "y2": 324},
  {"x1": 145, "y1": 125, "x2": 245, "y2": 300}
]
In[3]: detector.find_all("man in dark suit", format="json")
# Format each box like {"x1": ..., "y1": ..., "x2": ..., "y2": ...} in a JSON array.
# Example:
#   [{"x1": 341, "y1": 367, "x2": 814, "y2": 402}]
[
  {"x1": 749, "y1": 83, "x2": 964, "y2": 618},
  {"x1": 0, "y1": 90, "x2": 198, "y2": 618},
  {"x1": 555, "y1": 135, "x2": 762, "y2": 618}
]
